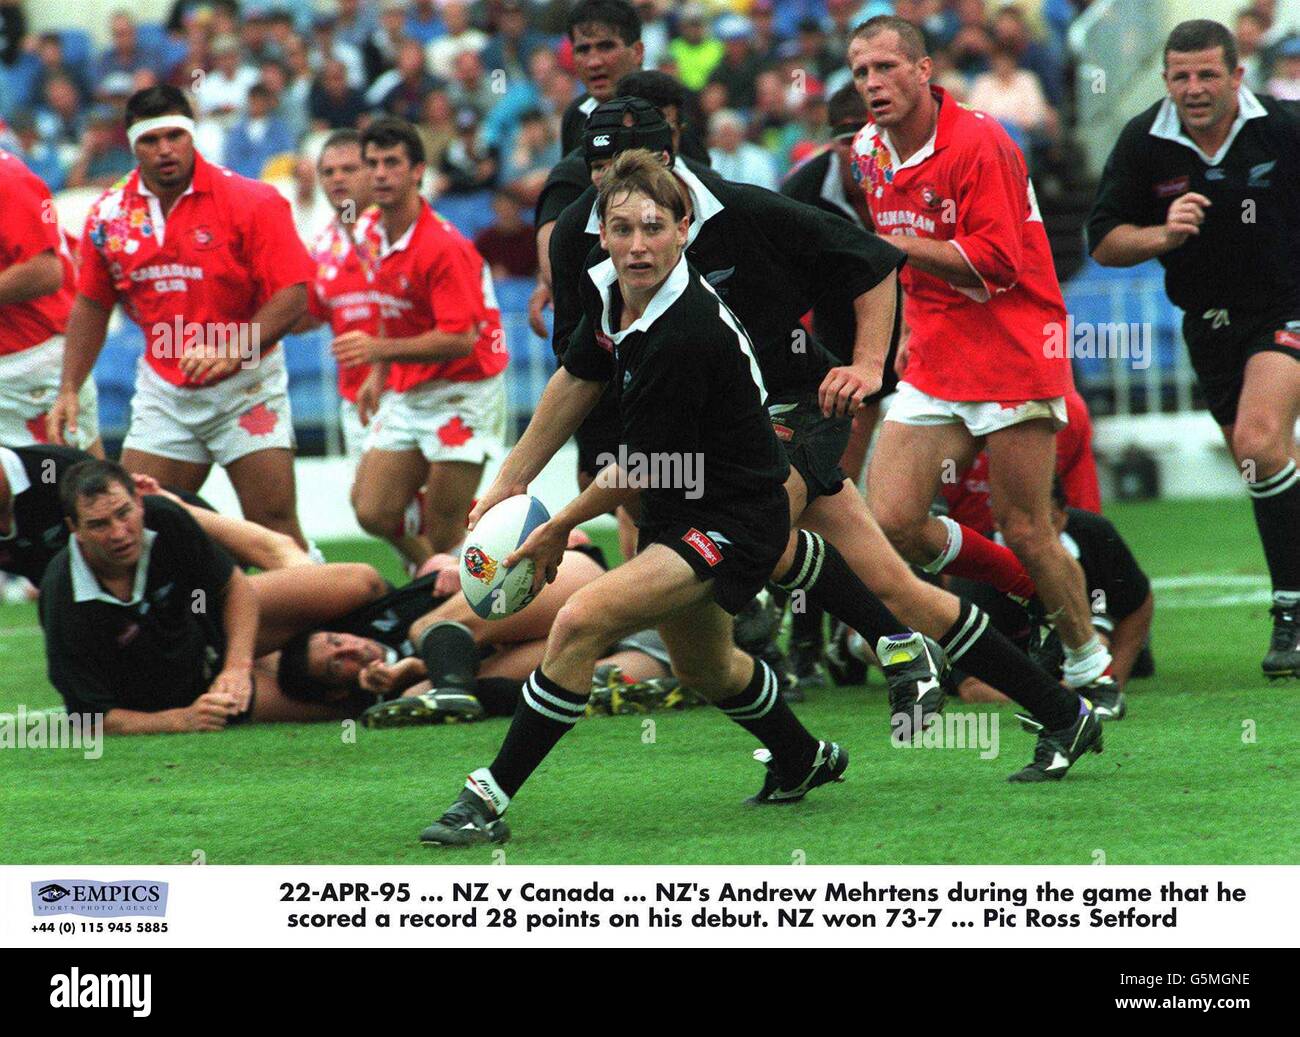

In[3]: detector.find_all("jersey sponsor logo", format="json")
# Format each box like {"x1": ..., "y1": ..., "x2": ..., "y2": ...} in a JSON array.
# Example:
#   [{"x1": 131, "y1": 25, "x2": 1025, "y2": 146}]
[
  {"x1": 682, "y1": 528, "x2": 723, "y2": 567},
  {"x1": 919, "y1": 184, "x2": 943, "y2": 209},
  {"x1": 192, "y1": 226, "x2": 219, "y2": 249},
  {"x1": 595, "y1": 331, "x2": 614, "y2": 353},
  {"x1": 772, "y1": 421, "x2": 794, "y2": 441},
  {"x1": 592, "y1": 134, "x2": 611, "y2": 147},
  {"x1": 704, "y1": 266, "x2": 736, "y2": 287},
  {"x1": 1275, "y1": 329, "x2": 1300, "y2": 350},
  {"x1": 875, "y1": 208, "x2": 937, "y2": 235},
  {"x1": 463, "y1": 545, "x2": 498, "y2": 584},
  {"x1": 1248, "y1": 160, "x2": 1276, "y2": 187},
  {"x1": 1154, "y1": 175, "x2": 1190, "y2": 198}
]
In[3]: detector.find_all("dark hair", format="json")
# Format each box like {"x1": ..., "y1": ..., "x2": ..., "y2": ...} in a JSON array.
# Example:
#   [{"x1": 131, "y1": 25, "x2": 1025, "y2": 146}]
[
  {"x1": 851, "y1": 14, "x2": 928, "y2": 62},
  {"x1": 567, "y1": 0, "x2": 641, "y2": 46},
  {"x1": 59, "y1": 459, "x2": 136, "y2": 524},
  {"x1": 596, "y1": 147, "x2": 689, "y2": 224},
  {"x1": 320, "y1": 127, "x2": 362, "y2": 157},
  {"x1": 614, "y1": 69, "x2": 690, "y2": 118},
  {"x1": 276, "y1": 632, "x2": 322, "y2": 701},
  {"x1": 1164, "y1": 19, "x2": 1238, "y2": 71},
  {"x1": 124, "y1": 84, "x2": 194, "y2": 128},
  {"x1": 361, "y1": 116, "x2": 426, "y2": 165},
  {"x1": 247, "y1": 82, "x2": 273, "y2": 102},
  {"x1": 827, "y1": 83, "x2": 868, "y2": 132}
]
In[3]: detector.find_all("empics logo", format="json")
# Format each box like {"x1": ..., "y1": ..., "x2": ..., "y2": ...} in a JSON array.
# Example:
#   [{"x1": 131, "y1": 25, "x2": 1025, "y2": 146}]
[
  {"x1": 50, "y1": 968, "x2": 152, "y2": 1018},
  {"x1": 31, "y1": 880, "x2": 168, "y2": 917}
]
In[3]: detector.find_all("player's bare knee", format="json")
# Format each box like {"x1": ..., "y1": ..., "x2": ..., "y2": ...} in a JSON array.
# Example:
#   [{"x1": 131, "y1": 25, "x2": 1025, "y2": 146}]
[
  {"x1": 1232, "y1": 420, "x2": 1287, "y2": 476},
  {"x1": 549, "y1": 598, "x2": 612, "y2": 662},
  {"x1": 353, "y1": 498, "x2": 399, "y2": 538},
  {"x1": 998, "y1": 512, "x2": 1054, "y2": 564}
]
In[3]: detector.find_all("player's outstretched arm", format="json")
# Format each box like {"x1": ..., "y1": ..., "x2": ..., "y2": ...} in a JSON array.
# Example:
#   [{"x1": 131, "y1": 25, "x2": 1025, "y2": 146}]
[
  {"x1": 820, "y1": 270, "x2": 897, "y2": 417},
  {"x1": 470, "y1": 368, "x2": 604, "y2": 529},
  {"x1": 1091, "y1": 193, "x2": 1210, "y2": 267},
  {"x1": 49, "y1": 294, "x2": 112, "y2": 444},
  {"x1": 102, "y1": 700, "x2": 233, "y2": 735},
  {"x1": 211, "y1": 568, "x2": 260, "y2": 712}
]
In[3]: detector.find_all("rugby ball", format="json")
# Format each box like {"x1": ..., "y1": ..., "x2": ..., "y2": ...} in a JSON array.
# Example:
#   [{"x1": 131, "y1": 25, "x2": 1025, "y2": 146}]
[{"x1": 460, "y1": 495, "x2": 551, "y2": 620}]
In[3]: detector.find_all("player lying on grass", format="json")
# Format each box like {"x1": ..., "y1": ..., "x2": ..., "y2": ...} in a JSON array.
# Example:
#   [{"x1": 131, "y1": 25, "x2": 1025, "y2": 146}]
[
  {"x1": 948, "y1": 477, "x2": 1154, "y2": 718},
  {"x1": 554, "y1": 101, "x2": 1104, "y2": 777},
  {"x1": 420, "y1": 151, "x2": 852, "y2": 846},
  {"x1": 39, "y1": 459, "x2": 389, "y2": 733},
  {"x1": 2, "y1": 443, "x2": 310, "y2": 588},
  {"x1": 272, "y1": 534, "x2": 714, "y2": 724}
]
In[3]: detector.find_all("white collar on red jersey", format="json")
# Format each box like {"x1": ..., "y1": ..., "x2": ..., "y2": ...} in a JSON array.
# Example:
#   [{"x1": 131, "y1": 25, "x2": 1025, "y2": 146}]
[
  {"x1": 588, "y1": 251, "x2": 690, "y2": 343},
  {"x1": 584, "y1": 156, "x2": 724, "y2": 246},
  {"x1": 373, "y1": 201, "x2": 428, "y2": 257},
  {"x1": 69, "y1": 527, "x2": 159, "y2": 606},
  {"x1": 1148, "y1": 85, "x2": 1267, "y2": 166}
]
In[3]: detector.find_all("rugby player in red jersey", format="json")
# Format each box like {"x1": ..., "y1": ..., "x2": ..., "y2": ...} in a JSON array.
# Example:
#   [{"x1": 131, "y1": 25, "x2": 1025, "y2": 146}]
[
  {"x1": 47, "y1": 86, "x2": 315, "y2": 549},
  {"x1": 847, "y1": 17, "x2": 1121, "y2": 719},
  {"x1": 331, "y1": 118, "x2": 508, "y2": 569},
  {"x1": 0, "y1": 151, "x2": 101, "y2": 456}
]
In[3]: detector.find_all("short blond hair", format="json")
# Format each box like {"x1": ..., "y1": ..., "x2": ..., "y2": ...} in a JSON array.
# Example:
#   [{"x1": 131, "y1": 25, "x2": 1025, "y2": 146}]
[{"x1": 596, "y1": 148, "x2": 690, "y2": 225}]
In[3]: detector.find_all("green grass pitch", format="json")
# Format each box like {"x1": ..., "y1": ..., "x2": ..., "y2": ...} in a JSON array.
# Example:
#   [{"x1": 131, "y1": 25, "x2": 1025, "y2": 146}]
[{"x1": 1, "y1": 498, "x2": 1296, "y2": 865}]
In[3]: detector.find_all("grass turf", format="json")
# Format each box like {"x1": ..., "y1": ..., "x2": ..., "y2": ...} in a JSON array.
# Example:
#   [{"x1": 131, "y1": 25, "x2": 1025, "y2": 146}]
[{"x1": 1, "y1": 498, "x2": 1296, "y2": 865}]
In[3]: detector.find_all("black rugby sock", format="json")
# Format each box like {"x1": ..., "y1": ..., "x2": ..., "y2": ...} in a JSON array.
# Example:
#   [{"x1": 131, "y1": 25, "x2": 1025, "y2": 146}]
[
  {"x1": 715, "y1": 658, "x2": 819, "y2": 778},
  {"x1": 773, "y1": 529, "x2": 910, "y2": 642},
  {"x1": 1247, "y1": 461, "x2": 1300, "y2": 596},
  {"x1": 487, "y1": 668, "x2": 588, "y2": 798},
  {"x1": 416, "y1": 621, "x2": 479, "y2": 690},
  {"x1": 791, "y1": 600, "x2": 825, "y2": 650},
  {"x1": 941, "y1": 600, "x2": 1078, "y2": 730},
  {"x1": 473, "y1": 677, "x2": 524, "y2": 716}
]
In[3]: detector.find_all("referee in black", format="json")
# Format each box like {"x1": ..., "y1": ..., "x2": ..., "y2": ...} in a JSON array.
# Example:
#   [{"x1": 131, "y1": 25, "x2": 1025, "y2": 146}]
[
  {"x1": 1087, "y1": 19, "x2": 1300, "y2": 679},
  {"x1": 39, "y1": 459, "x2": 260, "y2": 733}
]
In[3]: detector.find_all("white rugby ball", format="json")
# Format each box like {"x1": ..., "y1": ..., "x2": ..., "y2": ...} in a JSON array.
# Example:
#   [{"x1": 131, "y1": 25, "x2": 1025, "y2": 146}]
[{"x1": 460, "y1": 495, "x2": 551, "y2": 620}]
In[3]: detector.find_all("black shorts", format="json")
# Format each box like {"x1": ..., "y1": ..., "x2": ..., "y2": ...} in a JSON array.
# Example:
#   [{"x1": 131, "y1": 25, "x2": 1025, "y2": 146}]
[
  {"x1": 1183, "y1": 306, "x2": 1300, "y2": 425},
  {"x1": 768, "y1": 393, "x2": 851, "y2": 502},
  {"x1": 638, "y1": 490, "x2": 789, "y2": 615},
  {"x1": 575, "y1": 384, "x2": 622, "y2": 479}
]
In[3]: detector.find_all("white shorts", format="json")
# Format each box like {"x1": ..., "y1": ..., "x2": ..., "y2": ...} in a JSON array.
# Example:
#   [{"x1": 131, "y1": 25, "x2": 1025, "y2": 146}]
[
  {"x1": 123, "y1": 347, "x2": 296, "y2": 466},
  {"x1": 365, "y1": 374, "x2": 506, "y2": 465},
  {"x1": 0, "y1": 337, "x2": 100, "y2": 449},
  {"x1": 340, "y1": 398, "x2": 367, "y2": 464},
  {"x1": 884, "y1": 380, "x2": 1067, "y2": 437}
]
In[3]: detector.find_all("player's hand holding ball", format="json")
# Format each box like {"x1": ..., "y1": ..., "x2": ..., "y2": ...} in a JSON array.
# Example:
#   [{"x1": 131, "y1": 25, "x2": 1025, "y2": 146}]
[
  {"x1": 466, "y1": 476, "x2": 528, "y2": 532},
  {"x1": 460, "y1": 494, "x2": 553, "y2": 619}
]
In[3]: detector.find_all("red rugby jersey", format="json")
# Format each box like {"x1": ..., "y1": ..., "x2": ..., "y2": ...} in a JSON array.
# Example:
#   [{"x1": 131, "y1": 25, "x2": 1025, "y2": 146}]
[
  {"x1": 353, "y1": 201, "x2": 507, "y2": 394},
  {"x1": 308, "y1": 213, "x2": 387, "y2": 403},
  {"x1": 851, "y1": 87, "x2": 1071, "y2": 401},
  {"x1": 0, "y1": 151, "x2": 75, "y2": 356},
  {"x1": 78, "y1": 151, "x2": 314, "y2": 388}
]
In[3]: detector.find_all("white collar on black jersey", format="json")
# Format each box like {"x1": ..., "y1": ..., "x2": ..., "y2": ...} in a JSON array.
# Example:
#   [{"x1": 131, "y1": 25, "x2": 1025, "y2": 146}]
[
  {"x1": 819, "y1": 151, "x2": 865, "y2": 229},
  {"x1": 1149, "y1": 85, "x2": 1268, "y2": 166},
  {"x1": 0, "y1": 448, "x2": 29, "y2": 542},
  {"x1": 588, "y1": 251, "x2": 690, "y2": 342},
  {"x1": 585, "y1": 156, "x2": 725, "y2": 246},
  {"x1": 70, "y1": 527, "x2": 158, "y2": 606}
]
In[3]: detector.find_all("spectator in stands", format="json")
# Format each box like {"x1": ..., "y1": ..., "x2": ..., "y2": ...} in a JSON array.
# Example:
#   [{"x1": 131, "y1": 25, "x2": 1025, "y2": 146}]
[
  {"x1": 65, "y1": 103, "x2": 134, "y2": 188},
  {"x1": 480, "y1": 0, "x2": 545, "y2": 83},
  {"x1": 1266, "y1": 36, "x2": 1300, "y2": 99},
  {"x1": 446, "y1": 49, "x2": 496, "y2": 114},
  {"x1": 281, "y1": 34, "x2": 314, "y2": 116},
  {"x1": 309, "y1": 57, "x2": 367, "y2": 130},
  {"x1": 699, "y1": 80, "x2": 728, "y2": 121},
  {"x1": 896, "y1": 0, "x2": 960, "y2": 49},
  {"x1": 708, "y1": 108, "x2": 777, "y2": 189},
  {"x1": 7, "y1": 110, "x2": 66, "y2": 191},
  {"x1": 427, "y1": 1, "x2": 487, "y2": 80},
  {"x1": 748, "y1": 0, "x2": 781, "y2": 67},
  {"x1": 363, "y1": 0, "x2": 408, "y2": 83},
  {"x1": 372, "y1": 38, "x2": 443, "y2": 123},
  {"x1": 0, "y1": 0, "x2": 26, "y2": 71},
  {"x1": 1236, "y1": 9, "x2": 1270, "y2": 92},
  {"x1": 966, "y1": 44, "x2": 1059, "y2": 150},
  {"x1": 990, "y1": 3, "x2": 1066, "y2": 108},
  {"x1": 404, "y1": 0, "x2": 445, "y2": 46},
  {"x1": 166, "y1": 22, "x2": 211, "y2": 90},
  {"x1": 92, "y1": 13, "x2": 160, "y2": 95},
  {"x1": 669, "y1": 5, "x2": 724, "y2": 91},
  {"x1": 436, "y1": 104, "x2": 496, "y2": 195},
  {"x1": 631, "y1": 0, "x2": 669, "y2": 68},
  {"x1": 311, "y1": 14, "x2": 366, "y2": 89},
  {"x1": 787, "y1": 17, "x2": 839, "y2": 83},
  {"x1": 949, "y1": 0, "x2": 994, "y2": 76},
  {"x1": 418, "y1": 88, "x2": 457, "y2": 171},
  {"x1": 929, "y1": 46, "x2": 969, "y2": 102},
  {"x1": 708, "y1": 15, "x2": 764, "y2": 110},
  {"x1": 194, "y1": 35, "x2": 257, "y2": 121},
  {"x1": 166, "y1": 0, "x2": 237, "y2": 37},
  {"x1": 240, "y1": 7, "x2": 281, "y2": 68},
  {"x1": 775, "y1": 88, "x2": 831, "y2": 174},
  {"x1": 35, "y1": 32, "x2": 90, "y2": 103},
  {"x1": 260, "y1": 59, "x2": 307, "y2": 145},
  {"x1": 290, "y1": 154, "x2": 333, "y2": 243},
  {"x1": 334, "y1": 0, "x2": 379, "y2": 51},
  {"x1": 475, "y1": 187, "x2": 539, "y2": 280},
  {"x1": 35, "y1": 73, "x2": 84, "y2": 155},
  {"x1": 499, "y1": 107, "x2": 559, "y2": 205},
  {"x1": 482, "y1": 46, "x2": 556, "y2": 152},
  {"x1": 750, "y1": 68, "x2": 790, "y2": 148},
  {"x1": 824, "y1": 0, "x2": 867, "y2": 61},
  {"x1": 223, "y1": 82, "x2": 296, "y2": 180}
]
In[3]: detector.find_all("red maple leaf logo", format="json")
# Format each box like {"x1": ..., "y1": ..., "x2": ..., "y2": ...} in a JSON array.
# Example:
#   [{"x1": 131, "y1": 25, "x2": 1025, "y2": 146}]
[
  {"x1": 25, "y1": 414, "x2": 49, "y2": 443},
  {"x1": 239, "y1": 403, "x2": 280, "y2": 436},
  {"x1": 437, "y1": 416, "x2": 474, "y2": 447}
]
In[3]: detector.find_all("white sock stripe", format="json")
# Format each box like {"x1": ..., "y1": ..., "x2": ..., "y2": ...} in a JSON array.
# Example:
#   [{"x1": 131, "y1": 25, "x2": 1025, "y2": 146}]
[
  {"x1": 775, "y1": 529, "x2": 821, "y2": 591},
  {"x1": 947, "y1": 610, "x2": 988, "y2": 662},
  {"x1": 805, "y1": 531, "x2": 826, "y2": 588},
  {"x1": 528, "y1": 673, "x2": 588, "y2": 714},
  {"x1": 1247, "y1": 462, "x2": 1299, "y2": 498},
  {"x1": 921, "y1": 515, "x2": 963, "y2": 575},
  {"x1": 523, "y1": 675, "x2": 585, "y2": 724},
  {"x1": 944, "y1": 602, "x2": 981, "y2": 654},
  {"x1": 723, "y1": 663, "x2": 777, "y2": 720}
]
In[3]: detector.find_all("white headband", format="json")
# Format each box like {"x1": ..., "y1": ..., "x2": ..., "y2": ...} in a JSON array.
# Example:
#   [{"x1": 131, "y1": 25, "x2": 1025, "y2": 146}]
[{"x1": 127, "y1": 115, "x2": 196, "y2": 150}]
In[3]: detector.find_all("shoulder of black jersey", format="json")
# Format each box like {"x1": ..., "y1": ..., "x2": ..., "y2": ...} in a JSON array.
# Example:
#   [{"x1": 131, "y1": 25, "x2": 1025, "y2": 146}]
[
  {"x1": 12, "y1": 443, "x2": 93, "y2": 472},
  {"x1": 1257, "y1": 93, "x2": 1300, "y2": 129},
  {"x1": 1115, "y1": 99, "x2": 1165, "y2": 150},
  {"x1": 142, "y1": 493, "x2": 201, "y2": 534},
  {"x1": 780, "y1": 149, "x2": 832, "y2": 201},
  {"x1": 543, "y1": 147, "x2": 591, "y2": 192}
]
